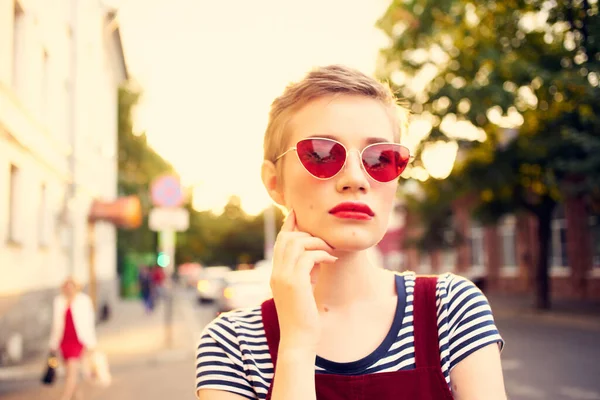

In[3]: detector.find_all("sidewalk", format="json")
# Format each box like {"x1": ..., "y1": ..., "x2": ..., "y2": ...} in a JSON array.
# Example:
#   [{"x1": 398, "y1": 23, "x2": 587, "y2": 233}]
[
  {"x1": 487, "y1": 292, "x2": 600, "y2": 331},
  {"x1": 0, "y1": 289, "x2": 196, "y2": 388}
]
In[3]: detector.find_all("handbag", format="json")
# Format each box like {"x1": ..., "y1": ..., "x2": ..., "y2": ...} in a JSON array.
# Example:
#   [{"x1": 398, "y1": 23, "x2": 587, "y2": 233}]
[
  {"x1": 83, "y1": 350, "x2": 112, "y2": 387},
  {"x1": 41, "y1": 352, "x2": 59, "y2": 385}
]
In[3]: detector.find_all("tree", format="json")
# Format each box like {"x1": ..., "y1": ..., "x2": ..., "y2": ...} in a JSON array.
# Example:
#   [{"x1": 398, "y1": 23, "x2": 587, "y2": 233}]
[
  {"x1": 176, "y1": 199, "x2": 285, "y2": 267},
  {"x1": 117, "y1": 85, "x2": 175, "y2": 266},
  {"x1": 377, "y1": 0, "x2": 600, "y2": 309}
]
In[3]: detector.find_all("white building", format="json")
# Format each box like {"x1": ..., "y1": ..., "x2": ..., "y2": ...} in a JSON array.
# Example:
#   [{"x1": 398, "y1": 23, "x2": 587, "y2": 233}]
[{"x1": 0, "y1": 0, "x2": 127, "y2": 364}]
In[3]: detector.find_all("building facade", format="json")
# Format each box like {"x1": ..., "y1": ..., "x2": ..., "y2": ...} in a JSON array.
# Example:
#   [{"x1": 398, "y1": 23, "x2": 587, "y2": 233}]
[
  {"x1": 0, "y1": 0, "x2": 127, "y2": 364},
  {"x1": 399, "y1": 196, "x2": 600, "y2": 301}
]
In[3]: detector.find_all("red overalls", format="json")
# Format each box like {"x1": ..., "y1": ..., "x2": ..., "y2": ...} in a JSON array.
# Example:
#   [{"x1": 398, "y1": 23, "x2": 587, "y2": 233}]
[{"x1": 261, "y1": 276, "x2": 454, "y2": 400}]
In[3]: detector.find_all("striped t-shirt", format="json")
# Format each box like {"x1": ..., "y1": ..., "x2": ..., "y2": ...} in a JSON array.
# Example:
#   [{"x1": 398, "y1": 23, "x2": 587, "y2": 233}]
[{"x1": 195, "y1": 272, "x2": 504, "y2": 399}]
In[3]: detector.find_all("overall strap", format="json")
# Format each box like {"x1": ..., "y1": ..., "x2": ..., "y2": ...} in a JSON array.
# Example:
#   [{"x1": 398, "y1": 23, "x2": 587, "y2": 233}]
[
  {"x1": 413, "y1": 276, "x2": 441, "y2": 369},
  {"x1": 261, "y1": 299, "x2": 280, "y2": 368}
]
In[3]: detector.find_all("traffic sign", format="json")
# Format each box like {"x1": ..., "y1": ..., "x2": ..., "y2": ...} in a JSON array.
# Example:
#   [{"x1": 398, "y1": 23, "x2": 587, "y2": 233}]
[
  {"x1": 149, "y1": 207, "x2": 190, "y2": 232},
  {"x1": 151, "y1": 175, "x2": 185, "y2": 207}
]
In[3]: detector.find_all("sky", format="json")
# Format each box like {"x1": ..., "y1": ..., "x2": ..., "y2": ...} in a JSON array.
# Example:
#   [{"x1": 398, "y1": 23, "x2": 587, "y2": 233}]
[{"x1": 110, "y1": 0, "x2": 393, "y2": 215}]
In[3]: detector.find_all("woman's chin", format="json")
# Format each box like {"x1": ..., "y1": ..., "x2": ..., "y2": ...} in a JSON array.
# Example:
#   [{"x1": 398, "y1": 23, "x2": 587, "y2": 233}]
[{"x1": 321, "y1": 231, "x2": 382, "y2": 253}]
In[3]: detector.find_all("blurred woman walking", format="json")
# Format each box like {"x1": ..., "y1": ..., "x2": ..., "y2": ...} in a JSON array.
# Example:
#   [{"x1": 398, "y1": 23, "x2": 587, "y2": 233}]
[{"x1": 49, "y1": 277, "x2": 97, "y2": 400}]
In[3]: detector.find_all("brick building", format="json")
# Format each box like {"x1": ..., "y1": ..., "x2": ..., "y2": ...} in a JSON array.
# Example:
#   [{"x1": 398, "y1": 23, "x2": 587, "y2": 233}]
[{"x1": 398, "y1": 196, "x2": 600, "y2": 300}]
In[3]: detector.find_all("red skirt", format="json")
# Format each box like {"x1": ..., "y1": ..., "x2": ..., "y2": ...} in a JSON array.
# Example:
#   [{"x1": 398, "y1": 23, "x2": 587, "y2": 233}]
[{"x1": 60, "y1": 307, "x2": 84, "y2": 360}]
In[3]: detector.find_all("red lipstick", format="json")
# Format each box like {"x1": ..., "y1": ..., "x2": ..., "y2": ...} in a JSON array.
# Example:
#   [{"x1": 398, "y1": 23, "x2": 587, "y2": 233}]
[{"x1": 328, "y1": 202, "x2": 375, "y2": 220}]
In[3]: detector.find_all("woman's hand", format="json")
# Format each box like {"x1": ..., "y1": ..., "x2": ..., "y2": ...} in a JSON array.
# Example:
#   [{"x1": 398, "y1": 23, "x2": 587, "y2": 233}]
[{"x1": 270, "y1": 210, "x2": 337, "y2": 353}]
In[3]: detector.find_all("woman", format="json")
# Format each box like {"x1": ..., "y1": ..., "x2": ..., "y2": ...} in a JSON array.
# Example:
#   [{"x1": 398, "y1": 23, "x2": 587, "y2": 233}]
[
  {"x1": 49, "y1": 278, "x2": 97, "y2": 400},
  {"x1": 195, "y1": 65, "x2": 507, "y2": 399}
]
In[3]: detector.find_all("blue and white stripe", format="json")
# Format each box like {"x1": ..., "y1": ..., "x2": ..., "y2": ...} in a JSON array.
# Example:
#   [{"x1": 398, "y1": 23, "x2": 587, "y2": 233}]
[{"x1": 195, "y1": 272, "x2": 504, "y2": 399}]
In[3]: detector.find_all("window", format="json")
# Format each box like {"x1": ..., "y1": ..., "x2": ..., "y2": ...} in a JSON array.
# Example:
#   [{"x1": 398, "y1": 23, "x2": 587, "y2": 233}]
[
  {"x1": 469, "y1": 223, "x2": 485, "y2": 267},
  {"x1": 12, "y1": 1, "x2": 25, "y2": 91},
  {"x1": 550, "y1": 207, "x2": 569, "y2": 269},
  {"x1": 8, "y1": 165, "x2": 22, "y2": 243},
  {"x1": 500, "y1": 216, "x2": 518, "y2": 268}
]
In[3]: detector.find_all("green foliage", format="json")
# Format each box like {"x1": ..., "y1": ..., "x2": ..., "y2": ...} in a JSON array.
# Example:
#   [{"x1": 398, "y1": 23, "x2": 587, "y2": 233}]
[
  {"x1": 378, "y1": 0, "x2": 600, "y2": 225},
  {"x1": 116, "y1": 85, "x2": 175, "y2": 261},
  {"x1": 175, "y1": 199, "x2": 285, "y2": 267},
  {"x1": 404, "y1": 177, "x2": 465, "y2": 251},
  {"x1": 378, "y1": 0, "x2": 599, "y2": 308}
]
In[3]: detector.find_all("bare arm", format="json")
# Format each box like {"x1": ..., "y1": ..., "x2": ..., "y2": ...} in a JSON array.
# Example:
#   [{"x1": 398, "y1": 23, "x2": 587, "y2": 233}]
[
  {"x1": 270, "y1": 348, "x2": 316, "y2": 400},
  {"x1": 266, "y1": 210, "x2": 334, "y2": 400},
  {"x1": 449, "y1": 343, "x2": 507, "y2": 400},
  {"x1": 197, "y1": 211, "x2": 328, "y2": 400}
]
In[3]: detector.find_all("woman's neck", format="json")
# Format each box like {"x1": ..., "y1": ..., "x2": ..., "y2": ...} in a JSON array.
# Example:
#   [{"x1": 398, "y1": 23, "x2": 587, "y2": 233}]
[{"x1": 313, "y1": 249, "x2": 393, "y2": 310}]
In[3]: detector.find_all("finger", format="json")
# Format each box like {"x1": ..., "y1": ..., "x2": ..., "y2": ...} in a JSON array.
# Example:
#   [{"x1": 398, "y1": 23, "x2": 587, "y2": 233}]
[
  {"x1": 295, "y1": 250, "x2": 337, "y2": 277},
  {"x1": 280, "y1": 209, "x2": 296, "y2": 233},
  {"x1": 281, "y1": 236, "x2": 335, "y2": 270},
  {"x1": 287, "y1": 236, "x2": 334, "y2": 256},
  {"x1": 272, "y1": 231, "x2": 310, "y2": 267}
]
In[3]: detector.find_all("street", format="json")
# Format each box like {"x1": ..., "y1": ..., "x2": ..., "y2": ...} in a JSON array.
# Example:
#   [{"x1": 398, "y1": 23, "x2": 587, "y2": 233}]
[
  {"x1": 1, "y1": 291, "x2": 599, "y2": 400},
  {"x1": 497, "y1": 315, "x2": 600, "y2": 400}
]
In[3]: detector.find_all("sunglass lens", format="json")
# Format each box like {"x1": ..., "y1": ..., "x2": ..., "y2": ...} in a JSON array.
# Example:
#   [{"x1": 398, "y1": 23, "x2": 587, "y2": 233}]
[
  {"x1": 362, "y1": 144, "x2": 410, "y2": 182},
  {"x1": 296, "y1": 139, "x2": 346, "y2": 179}
]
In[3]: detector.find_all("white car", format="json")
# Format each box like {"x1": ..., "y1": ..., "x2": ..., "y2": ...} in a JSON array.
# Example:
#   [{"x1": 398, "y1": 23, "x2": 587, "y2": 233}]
[
  {"x1": 196, "y1": 266, "x2": 231, "y2": 304},
  {"x1": 217, "y1": 267, "x2": 272, "y2": 313}
]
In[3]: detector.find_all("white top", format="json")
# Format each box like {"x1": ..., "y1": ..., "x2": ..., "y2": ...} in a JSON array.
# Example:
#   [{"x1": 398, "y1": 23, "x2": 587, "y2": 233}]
[{"x1": 49, "y1": 292, "x2": 97, "y2": 350}]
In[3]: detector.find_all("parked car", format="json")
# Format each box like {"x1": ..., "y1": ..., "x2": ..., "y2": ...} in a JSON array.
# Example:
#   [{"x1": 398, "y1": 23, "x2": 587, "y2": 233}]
[
  {"x1": 196, "y1": 266, "x2": 231, "y2": 304},
  {"x1": 217, "y1": 267, "x2": 272, "y2": 313}
]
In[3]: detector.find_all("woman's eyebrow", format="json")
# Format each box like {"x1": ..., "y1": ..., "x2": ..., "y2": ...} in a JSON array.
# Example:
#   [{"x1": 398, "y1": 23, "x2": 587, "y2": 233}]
[
  {"x1": 307, "y1": 134, "x2": 390, "y2": 144},
  {"x1": 365, "y1": 137, "x2": 389, "y2": 144}
]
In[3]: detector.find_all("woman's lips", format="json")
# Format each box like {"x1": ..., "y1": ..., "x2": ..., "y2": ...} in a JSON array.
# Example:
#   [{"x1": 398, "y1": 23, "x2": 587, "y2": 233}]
[
  {"x1": 328, "y1": 202, "x2": 375, "y2": 220},
  {"x1": 330, "y1": 211, "x2": 373, "y2": 220}
]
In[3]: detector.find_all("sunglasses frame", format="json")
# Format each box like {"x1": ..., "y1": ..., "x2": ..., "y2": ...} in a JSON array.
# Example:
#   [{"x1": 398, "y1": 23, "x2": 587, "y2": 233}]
[{"x1": 275, "y1": 137, "x2": 411, "y2": 183}]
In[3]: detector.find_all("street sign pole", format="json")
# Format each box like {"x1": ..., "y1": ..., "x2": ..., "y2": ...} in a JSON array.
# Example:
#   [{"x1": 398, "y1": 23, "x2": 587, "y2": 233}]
[
  {"x1": 159, "y1": 230, "x2": 176, "y2": 348},
  {"x1": 149, "y1": 175, "x2": 189, "y2": 349}
]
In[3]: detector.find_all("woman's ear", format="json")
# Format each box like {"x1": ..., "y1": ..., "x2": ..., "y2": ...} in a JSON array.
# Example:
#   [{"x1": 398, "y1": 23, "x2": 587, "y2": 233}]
[{"x1": 261, "y1": 160, "x2": 285, "y2": 206}]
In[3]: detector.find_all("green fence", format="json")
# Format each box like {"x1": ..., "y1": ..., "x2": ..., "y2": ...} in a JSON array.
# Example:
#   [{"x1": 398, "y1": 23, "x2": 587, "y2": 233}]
[{"x1": 120, "y1": 252, "x2": 156, "y2": 299}]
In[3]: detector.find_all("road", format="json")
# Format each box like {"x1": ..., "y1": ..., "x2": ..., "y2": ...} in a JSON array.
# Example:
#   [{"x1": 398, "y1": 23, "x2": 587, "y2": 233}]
[
  {"x1": 497, "y1": 315, "x2": 600, "y2": 400},
  {"x1": 1, "y1": 292, "x2": 599, "y2": 400}
]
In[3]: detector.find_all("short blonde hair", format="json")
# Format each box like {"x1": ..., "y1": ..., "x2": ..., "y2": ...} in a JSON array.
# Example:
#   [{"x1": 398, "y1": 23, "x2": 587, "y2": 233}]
[{"x1": 263, "y1": 65, "x2": 408, "y2": 163}]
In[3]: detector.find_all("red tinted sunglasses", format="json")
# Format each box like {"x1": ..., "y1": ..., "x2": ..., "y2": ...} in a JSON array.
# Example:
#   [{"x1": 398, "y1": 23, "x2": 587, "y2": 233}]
[{"x1": 275, "y1": 138, "x2": 411, "y2": 183}]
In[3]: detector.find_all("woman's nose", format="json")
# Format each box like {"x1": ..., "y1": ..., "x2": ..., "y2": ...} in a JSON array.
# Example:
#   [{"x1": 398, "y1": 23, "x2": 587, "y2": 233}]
[{"x1": 336, "y1": 150, "x2": 370, "y2": 192}]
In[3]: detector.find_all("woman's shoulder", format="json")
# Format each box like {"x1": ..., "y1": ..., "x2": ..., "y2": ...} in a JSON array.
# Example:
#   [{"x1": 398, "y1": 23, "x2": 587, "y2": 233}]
[
  {"x1": 399, "y1": 271, "x2": 489, "y2": 312},
  {"x1": 400, "y1": 271, "x2": 481, "y2": 294},
  {"x1": 201, "y1": 305, "x2": 266, "y2": 341}
]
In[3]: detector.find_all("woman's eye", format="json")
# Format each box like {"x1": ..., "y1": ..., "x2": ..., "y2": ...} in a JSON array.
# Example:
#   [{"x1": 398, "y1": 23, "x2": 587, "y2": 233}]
[
  {"x1": 307, "y1": 151, "x2": 333, "y2": 163},
  {"x1": 378, "y1": 155, "x2": 391, "y2": 164}
]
